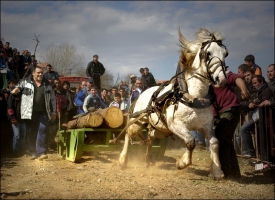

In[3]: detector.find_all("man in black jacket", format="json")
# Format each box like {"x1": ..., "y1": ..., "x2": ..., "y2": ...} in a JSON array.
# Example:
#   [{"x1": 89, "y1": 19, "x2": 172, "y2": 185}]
[
  {"x1": 86, "y1": 55, "x2": 105, "y2": 90},
  {"x1": 259, "y1": 64, "x2": 275, "y2": 107},
  {"x1": 141, "y1": 67, "x2": 156, "y2": 88}
]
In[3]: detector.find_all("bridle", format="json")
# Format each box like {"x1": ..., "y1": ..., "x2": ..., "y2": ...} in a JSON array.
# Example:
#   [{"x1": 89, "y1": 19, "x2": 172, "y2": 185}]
[
  {"x1": 177, "y1": 34, "x2": 228, "y2": 85},
  {"x1": 197, "y1": 34, "x2": 228, "y2": 84}
]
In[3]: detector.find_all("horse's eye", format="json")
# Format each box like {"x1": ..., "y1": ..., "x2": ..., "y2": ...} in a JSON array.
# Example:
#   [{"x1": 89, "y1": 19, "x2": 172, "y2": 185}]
[{"x1": 207, "y1": 52, "x2": 211, "y2": 57}]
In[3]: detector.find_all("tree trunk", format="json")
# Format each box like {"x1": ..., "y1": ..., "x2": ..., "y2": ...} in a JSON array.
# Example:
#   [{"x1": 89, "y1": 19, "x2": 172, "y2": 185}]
[
  {"x1": 94, "y1": 107, "x2": 124, "y2": 128},
  {"x1": 66, "y1": 112, "x2": 103, "y2": 129}
]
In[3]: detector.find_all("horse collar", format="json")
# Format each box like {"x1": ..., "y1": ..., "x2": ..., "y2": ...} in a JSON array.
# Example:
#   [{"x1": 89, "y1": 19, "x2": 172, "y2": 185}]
[{"x1": 177, "y1": 85, "x2": 216, "y2": 109}]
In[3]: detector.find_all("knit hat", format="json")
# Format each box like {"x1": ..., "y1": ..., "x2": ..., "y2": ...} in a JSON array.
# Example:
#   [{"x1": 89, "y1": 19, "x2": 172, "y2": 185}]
[{"x1": 130, "y1": 74, "x2": 137, "y2": 78}]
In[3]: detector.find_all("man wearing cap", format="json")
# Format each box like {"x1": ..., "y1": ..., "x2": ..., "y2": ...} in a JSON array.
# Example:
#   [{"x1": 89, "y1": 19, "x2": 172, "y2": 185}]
[
  {"x1": 86, "y1": 55, "x2": 105, "y2": 90},
  {"x1": 129, "y1": 73, "x2": 137, "y2": 96},
  {"x1": 74, "y1": 77, "x2": 95, "y2": 114}
]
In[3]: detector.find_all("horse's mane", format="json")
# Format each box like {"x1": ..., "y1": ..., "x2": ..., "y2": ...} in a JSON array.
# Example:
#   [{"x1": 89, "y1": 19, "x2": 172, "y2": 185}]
[{"x1": 178, "y1": 28, "x2": 225, "y2": 70}]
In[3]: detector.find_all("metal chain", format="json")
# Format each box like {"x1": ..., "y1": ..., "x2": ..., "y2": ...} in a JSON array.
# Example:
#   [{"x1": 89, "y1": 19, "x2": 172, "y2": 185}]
[{"x1": 128, "y1": 134, "x2": 134, "y2": 145}]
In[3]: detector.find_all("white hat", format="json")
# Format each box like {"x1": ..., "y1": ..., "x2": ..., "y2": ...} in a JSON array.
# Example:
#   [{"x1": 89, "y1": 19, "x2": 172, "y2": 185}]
[{"x1": 130, "y1": 73, "x2": 137, "y2": 78}]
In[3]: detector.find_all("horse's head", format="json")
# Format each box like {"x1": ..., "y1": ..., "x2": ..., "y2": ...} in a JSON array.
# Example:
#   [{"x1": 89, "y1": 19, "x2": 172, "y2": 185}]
[
  {"x1": 178, "y1": 28, "x2": 228, "y2": 88},
  {"x1": 199, "y1": 39, "x2": 228, "y2": 88}
]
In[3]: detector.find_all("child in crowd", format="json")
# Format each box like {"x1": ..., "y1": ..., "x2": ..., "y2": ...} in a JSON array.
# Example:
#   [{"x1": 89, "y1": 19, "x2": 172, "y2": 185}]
[
  {"x1": 109, "y1": 92, "x2": 129, "y2": 114},
  {"x1": 83, "y1": 86, "x2": 107, "y2": 113}
]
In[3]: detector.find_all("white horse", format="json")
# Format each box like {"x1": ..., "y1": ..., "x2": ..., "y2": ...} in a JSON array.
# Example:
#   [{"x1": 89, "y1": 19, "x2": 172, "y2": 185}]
[{"x1": 119, "y1": 28, "x2": 228, "y2": 180}]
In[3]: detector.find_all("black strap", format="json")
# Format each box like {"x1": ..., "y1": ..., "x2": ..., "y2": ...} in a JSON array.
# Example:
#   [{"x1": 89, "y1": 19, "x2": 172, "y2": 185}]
[{"x1": 179, "y1": 85, "x2": 216, "y2": 108}]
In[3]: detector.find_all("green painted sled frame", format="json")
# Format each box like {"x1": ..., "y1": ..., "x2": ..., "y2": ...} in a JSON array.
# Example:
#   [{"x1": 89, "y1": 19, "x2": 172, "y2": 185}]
[{"x1": 57, "y1": 128, "x2": 167, "y2": 163}]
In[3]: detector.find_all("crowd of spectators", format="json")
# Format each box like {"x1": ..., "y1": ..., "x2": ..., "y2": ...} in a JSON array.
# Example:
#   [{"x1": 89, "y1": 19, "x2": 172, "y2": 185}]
[
  {"x1": 0, "y1": 39, "x2": 274, "y2": 168},
  {"x1": 0, "y1": 41, "x2": 158, "y2": 159}
]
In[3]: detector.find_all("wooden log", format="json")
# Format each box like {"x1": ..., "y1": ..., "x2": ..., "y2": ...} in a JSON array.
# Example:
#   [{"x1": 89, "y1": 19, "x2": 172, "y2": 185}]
[
  {"x1": 66, "y1": 112, "x2": 103, "y2": 129},
  {"x1": 95, "y1": 107, "x2": 124, "y2": 128}
]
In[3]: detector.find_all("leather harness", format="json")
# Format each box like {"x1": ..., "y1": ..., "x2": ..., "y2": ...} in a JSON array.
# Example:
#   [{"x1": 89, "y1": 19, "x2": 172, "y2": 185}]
[{"x1": 111, "y1": 37, "x2": 227, "y2": 142}]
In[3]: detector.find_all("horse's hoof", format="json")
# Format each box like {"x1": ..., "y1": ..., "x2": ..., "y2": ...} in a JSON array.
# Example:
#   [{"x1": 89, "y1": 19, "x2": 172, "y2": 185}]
[
  {"x1": 176, "y1": 160, "x2": 191, "y2": 170},
  {"x1": 118, "y1": 155, "x2": 128, "y2": 169},
  {"x1": 176, "y1": 160, "x2": 184, "y2": 170},
  {"x1": 119, "y1": 164, "x2": 126, "y2": 170},
  {"x1": 213, "y1": 177, "x2": 223, "y2": 181},
  {"x1": 118, "y1": 160, "x2": 127, "y2": 170},
  {"x1": 208, "y1": 172, "x2": 224, "y2": 181}
]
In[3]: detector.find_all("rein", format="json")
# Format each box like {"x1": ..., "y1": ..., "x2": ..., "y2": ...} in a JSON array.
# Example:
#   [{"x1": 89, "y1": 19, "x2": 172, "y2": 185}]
[{"x1": 199, "y1": 35, "x2": 227, "y2": 84}]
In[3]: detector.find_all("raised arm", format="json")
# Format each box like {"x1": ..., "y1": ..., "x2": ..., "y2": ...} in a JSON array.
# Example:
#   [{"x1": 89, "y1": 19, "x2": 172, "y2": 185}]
[
  {"x1": 83, "y1": 95, "x2": 90, "y2": 113},
  {"x1": 235, "y1": 78, "x2": 250, "y2": 101}
]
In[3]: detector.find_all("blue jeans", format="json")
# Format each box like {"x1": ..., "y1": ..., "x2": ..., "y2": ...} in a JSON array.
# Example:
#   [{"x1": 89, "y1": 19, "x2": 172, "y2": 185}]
[
  {"x1": 240, "y1": 121, "x2": 255, "y2": 156},
  {"x1": 6, "y1": 69, "x2": 14, "y2": 81},
  {"x1": 11, "y1": 121, "x2": 27, "y2": 154},
  {"x1": 27, "y1": 112, "x2": 49, "y2": 156},
  {"x1": 190, "y1": 130, "x2": 209, "y2": 149}
]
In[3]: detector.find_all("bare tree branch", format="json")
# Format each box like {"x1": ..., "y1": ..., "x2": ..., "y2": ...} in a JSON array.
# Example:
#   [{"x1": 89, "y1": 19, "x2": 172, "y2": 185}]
[
  {"x1": 33, "y1": 34, "x2": 40, "y2": 57},
  {"x1": 101, "y1": 70, "x2": 114, "y2": 89},
  {"x1": 39, "y1": 42, "x2": 85, "y2": 76}
]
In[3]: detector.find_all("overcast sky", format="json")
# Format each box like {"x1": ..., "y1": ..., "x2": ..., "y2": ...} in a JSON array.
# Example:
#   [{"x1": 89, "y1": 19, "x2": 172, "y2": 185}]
[{"x1": 1, "y1": 1, "x2": 274, "y2": 81}]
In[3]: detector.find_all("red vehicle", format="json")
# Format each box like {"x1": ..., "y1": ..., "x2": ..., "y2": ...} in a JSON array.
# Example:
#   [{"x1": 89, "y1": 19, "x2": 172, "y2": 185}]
[{"x1": 59, "y1": 76, "x2": 88, "y2": 88}]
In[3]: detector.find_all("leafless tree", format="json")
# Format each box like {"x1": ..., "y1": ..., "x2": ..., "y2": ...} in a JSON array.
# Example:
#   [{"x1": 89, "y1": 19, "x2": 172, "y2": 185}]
[
  {"x1": 121, "y1": 72, "x2": 132, "y2": 84},
  {"x1": 113, "y1": 72, "x2": 133, "y2": 87},
  {"x1": 32, "y1": 34, "x2": 40, "y2": 57},
  {"x1": 101, "y1": 69, "x2": 114, "y2": 89},
  {"x1": 73, "y1": 66, "x2": 86, "y2": 77},
  {"x1": 39, "y1": 42, "x2": 85, "y2": 76}
]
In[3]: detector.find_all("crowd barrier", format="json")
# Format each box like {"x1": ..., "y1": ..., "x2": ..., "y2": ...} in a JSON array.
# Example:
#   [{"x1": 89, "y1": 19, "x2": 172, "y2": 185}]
[{"x1": 235, "y1": 106, "x2": 275, "y2": 164}]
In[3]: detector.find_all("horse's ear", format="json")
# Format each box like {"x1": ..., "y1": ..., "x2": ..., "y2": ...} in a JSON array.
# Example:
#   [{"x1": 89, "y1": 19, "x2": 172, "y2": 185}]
[
  {"x1": 178, "y1": 28, "x2": 188, "y2": 46},
  {"x1": 199, "y1": 42, "x2": 207, "y2": 60},
  {"x1": 225, "y1": 48, "x2": 229, "y2": 58},
  {"x1": 199, "y1": 48, "x2": 206, "y2": 60}
]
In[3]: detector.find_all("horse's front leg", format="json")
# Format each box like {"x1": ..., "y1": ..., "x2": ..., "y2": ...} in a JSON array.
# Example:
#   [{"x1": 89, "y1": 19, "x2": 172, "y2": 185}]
[
  {"x1": 199, "y1": 125, "x2": 224, "y2": 180},
  {"x1": 145, "y1": 129, "x2": 155, "y2": 167},
  {"x1": 118, "y1": 133, "x2": 130, "y2": 169},
  {"x1": 176, "y1": 132, "x2": 195, "y2": 170},
  {"x1": 167, "y1": 118, "x2": 195, "y2": 170}
]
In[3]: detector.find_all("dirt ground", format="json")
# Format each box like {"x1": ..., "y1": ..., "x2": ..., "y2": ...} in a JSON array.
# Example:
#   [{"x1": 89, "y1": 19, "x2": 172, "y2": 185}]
[{"x1": 1, "y1": 146, "x2": 274, "y2": 200}]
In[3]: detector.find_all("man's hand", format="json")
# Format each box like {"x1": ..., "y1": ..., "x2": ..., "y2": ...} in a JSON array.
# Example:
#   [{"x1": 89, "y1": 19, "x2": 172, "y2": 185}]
[
  {"x1": 11, "y1": 87, "x2": 20, "y2": 95},
  {"x1": 11, "y1": 119, "x2": 18, "y2": 125},
  {"x1": 51, "y1": 114, "x2": 57, "y2": 122},
  {"x1": 248, "y1": 102, "x2": 255, "y2": 109},
  {"x1": 259, "y1": 100, "x2": 271, "y2": 107},
  {"x1": 235, "y1": 78, "x2": 250, "y2": 101},
  {"x1": 241, "y1": 88, "x2": 250, "y2": 101}
]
